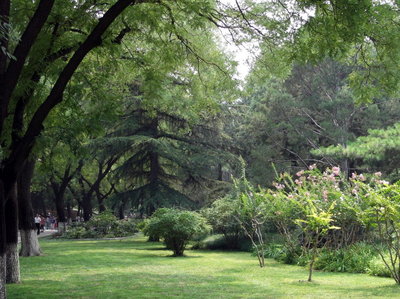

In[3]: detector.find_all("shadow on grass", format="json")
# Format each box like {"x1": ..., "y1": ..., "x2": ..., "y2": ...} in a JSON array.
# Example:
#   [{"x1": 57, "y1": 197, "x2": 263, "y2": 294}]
[
  {"x1": 9, "y1": 238, "x2": 400, "y2": 299},
  {"x1": 10, "y1": 268, "x2": 400, "y2": 299}
]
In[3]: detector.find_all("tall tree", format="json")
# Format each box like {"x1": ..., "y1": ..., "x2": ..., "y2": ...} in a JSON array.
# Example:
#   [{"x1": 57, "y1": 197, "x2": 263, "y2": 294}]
[{"x1": 0, "y1": 0, "x2": 237, "y2": 293}]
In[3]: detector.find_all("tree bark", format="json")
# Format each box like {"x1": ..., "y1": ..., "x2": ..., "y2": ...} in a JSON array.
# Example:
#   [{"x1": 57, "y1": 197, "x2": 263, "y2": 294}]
[
  {"x1": 118, "y1": 203, "x2": 125, "y2": 220},
  {"x1": 0, "y1": 179, "x2": 7, "y2": 299},
  {"x1": 0, "y1": 252, "x2": 6, "y2": 299},
  {"x1": 19, "y1": 229, "x2": 41, "y2": 256},
  {"x1": 18, "y1": 159, "x2": 40, "y2": 256},
  {"x1": 81, "y1": 196, "x2": 93, "y2": 222},
  {"x1": 5, "y1": 182, "x2": 19, "y2": 283},
  {"x1": 5, "y1": 242, "x2": 20, "y2": 283}
]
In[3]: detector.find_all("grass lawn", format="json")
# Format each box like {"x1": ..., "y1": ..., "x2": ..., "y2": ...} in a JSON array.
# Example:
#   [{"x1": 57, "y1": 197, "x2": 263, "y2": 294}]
[{"x1": 8, "y1": 235, "x2": 400, "y2": 298}]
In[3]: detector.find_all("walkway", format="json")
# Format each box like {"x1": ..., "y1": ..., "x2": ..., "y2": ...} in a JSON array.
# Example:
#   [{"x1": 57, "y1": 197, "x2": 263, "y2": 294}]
[{"x1": 17, "y1": 229, "x2": 58, "y2": 243}]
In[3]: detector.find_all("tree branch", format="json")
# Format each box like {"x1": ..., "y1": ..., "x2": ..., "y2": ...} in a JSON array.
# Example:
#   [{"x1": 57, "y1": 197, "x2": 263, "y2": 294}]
[{"x1": 0, "y1": 0, "x2": 55, "y2": 135}]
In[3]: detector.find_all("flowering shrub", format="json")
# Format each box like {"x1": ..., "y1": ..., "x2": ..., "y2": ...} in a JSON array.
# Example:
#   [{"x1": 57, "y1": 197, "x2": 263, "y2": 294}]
[
  {"x1": 233, "y1": 166, "x2": 400, "y2": 283},
  {"x1": 269, "y1": 165, "x2": 349, "y2": 281}
]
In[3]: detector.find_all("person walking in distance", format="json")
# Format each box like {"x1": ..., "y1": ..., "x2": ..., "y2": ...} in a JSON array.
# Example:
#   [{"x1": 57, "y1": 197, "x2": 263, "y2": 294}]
[{"x1": 34, "y1": 214, "x2": 41, "y2": 235}]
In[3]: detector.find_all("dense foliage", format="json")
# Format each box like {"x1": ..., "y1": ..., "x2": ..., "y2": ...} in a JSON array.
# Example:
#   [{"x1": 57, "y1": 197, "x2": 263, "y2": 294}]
[
  {"x1": 63, "y1": 212, "x2": 137, "y2": 239},
  {"x1": 142, "y1": 208, "x2": 210, "y2": 256},
  {"x1": 228, "y1": 166, "x2": 400, "y2": 283}
]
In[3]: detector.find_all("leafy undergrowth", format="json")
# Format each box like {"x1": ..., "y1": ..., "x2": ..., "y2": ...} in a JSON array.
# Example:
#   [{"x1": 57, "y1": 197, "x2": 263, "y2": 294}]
[{"x1": 8, "y1": 235, "x2": 400, "y2": 298}]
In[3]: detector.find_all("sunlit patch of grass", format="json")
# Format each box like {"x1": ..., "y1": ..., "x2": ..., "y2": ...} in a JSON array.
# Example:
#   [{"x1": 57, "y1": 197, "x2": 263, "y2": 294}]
[{"x1": 8, "y1": 235, "x2": 400, "y2": 298}]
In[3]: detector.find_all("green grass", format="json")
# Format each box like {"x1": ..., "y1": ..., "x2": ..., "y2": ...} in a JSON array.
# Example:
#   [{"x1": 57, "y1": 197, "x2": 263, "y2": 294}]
[{"x1": 8, "y1": 235, "x2": 400, "y2": 298}]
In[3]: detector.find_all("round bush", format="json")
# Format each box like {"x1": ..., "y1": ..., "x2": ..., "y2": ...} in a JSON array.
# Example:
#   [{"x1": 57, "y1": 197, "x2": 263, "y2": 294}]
[{"x1": 143, "y1": 208, "x2": 210, "y2": 256}]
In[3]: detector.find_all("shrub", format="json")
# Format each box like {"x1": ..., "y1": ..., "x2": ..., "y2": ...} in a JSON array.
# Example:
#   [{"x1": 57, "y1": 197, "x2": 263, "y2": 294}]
[
  {"x1": 63, "y1": 212, "x2": 137, "y2": 239},
  {"x1": 314, "y1": 242, "x2": 375, "y2": 273},
  {"x1": 143, "y1": 208, "x2": 210, "y2": 256},
  {"x1": 266, "y1": 244, "x2": 303, "y2": 265},
  {"x1": 202, "y1": 197, "x2": 244, "y2": 249},
  {"x1": 193, "y1": 234, "x2": 252, "y2": 251},
  {"x1": 368, "y1": 257, "x2": 392, "y2": 278}
]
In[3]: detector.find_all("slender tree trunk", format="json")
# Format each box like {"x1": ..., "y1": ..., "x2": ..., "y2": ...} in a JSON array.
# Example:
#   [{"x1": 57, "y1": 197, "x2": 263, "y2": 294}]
[
  {"x1": 5, "y1": 182, "x2": 20, "y2": 283},
  {"x1": 217, "y1": 163, "x2": 223, "y2": 181},
  {"x1": 308, "y1": 256, "x2": 314, "y2": 282},
  {"x1": 18, "y1": 159, "x2": 41, "y2": 256}
]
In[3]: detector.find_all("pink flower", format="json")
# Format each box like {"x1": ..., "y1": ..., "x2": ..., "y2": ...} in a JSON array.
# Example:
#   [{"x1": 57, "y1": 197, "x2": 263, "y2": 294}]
[
  {"x1": 309, "y1": 164, "x2": 316, "y2": 170},
  {"x1": 359, "y1": 174, "x2": 366, "y2": 181},
  {"x1": 295, "y1": 179, "x2": 302, "y2": 185},
  {"x1": 288, "y1": 194, "x2": 294, "y2": 199},
  {"x1": 374, "y1": 172, "x2": 382, "y2": 177},
  {"x1": 352, "y1": 189, "x2": 358, "y2": 195},
  {"x1": 322, "y1": 190, "x2": 328, "y2": 200},
  {"x1": 273, "y1": 182, "x2": 285, "y2": 190},
  {"x1": 296, "y1": 170, "x2": 305, "y2": 177},
  {"x1": 351, "y1": 173, "x2": 357, "y2": 179},
  {"x1": 328, "y1": 174, "x2": 336, "y2": 182},
  {"x1": 332, "y1": 166, "x2": 340, "y2": 176}
]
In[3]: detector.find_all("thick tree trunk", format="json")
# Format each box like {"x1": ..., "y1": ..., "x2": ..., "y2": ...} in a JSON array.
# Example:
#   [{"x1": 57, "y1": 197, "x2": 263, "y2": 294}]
[
  {"x1": 53, "y1": 191, "x2": 66, "y2": 223},
  {"x1": 5, "y1": 242, "x2": 20, "y2": 284},
  {"x1": 5, "y1": 183, "x2": 20, "y2": 283},
  {"x1": 18, "y1": 159, "x2": 40, "y2": 256},
  {"x1": 82, "y1": 195, "x2": 92, "y2": 221},
  {"x1": 19, "y1": 229, "x2": 41, "y2": 256},
  {"x1": 118, "y1": 204, "x2": 124, "y2": 220},
  {"x1": 0, "y1": 253, "x2": 6, "y2": 299},
  {"x1": 0, "y1": 177, "x2": 9, "y2": 298}
]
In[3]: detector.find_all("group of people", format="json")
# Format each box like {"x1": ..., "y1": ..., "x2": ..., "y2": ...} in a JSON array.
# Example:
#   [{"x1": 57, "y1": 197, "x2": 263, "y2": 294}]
[{"x1": 34, "y1": 214, "x2": 57, "y2": 235}]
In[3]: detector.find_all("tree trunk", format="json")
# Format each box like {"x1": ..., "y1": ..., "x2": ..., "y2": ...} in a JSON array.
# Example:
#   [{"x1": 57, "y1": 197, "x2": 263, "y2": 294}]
[
  {"x1": 5, "y1": 242, "x2": 20, "y2": 283},
  {"x1": 97, "y1": 190, "x2": 106, "y2": 213},
  {"x1": 0, "y1": 253, "x2": 6, "y2": 299},
  {"x1": 58, "y1": 222, "x2": 67, "y2": 233},
  {"x1": 0, "y1": 180, "x2": 6, "y2": 297},
  {"x1": 0, "y1": 176, "x2": 9, "y2": 298},
  {"x1": 18, "y1": 159, "x2": 40, "y2": 256},
  {"x1": 66, "y1": 201, "x2": 72, "y2": 223},
  {"x1": 82, "y1": 195, "x2": 92, "y2": 221},
  {"x1": 118, "y1": 204, "x2": 124, "y2": 220},
  {"x1": 19, "y1": 229, "x2": 41, "y2": 256},
  {"x1": 5, "y1": 183, "x2": 20, "y2": 283},
  {"x1": 51, "y1": 179, "x2": 68, "y2": 223}
]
